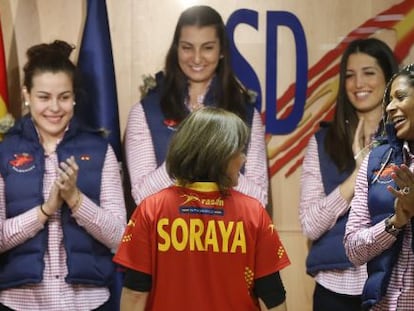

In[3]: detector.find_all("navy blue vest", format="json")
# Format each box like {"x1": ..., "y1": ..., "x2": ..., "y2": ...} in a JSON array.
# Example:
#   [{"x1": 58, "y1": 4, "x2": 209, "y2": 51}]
[
  {"x1": 0, "y1": 116, "x2": 114, "y2": 289},
  {"x1": 306, "y1": 125, "x2": 354, "y2": 276},
  {"x1": 362, "y1": 124, "x2": 405, "y2": 310},
  {"x1": 141, "y1": 72, "x2": 255, "y2": 167}
]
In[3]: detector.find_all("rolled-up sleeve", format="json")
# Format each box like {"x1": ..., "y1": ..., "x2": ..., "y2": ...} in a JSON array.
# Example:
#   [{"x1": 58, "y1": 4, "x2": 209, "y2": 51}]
[{"x1": 344, "y1": 155, "x2": 396, "y2": 266}]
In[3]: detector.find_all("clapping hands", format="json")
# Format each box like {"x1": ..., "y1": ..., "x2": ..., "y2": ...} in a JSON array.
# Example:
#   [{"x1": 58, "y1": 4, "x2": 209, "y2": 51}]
[
  {"x1": 388, "y1": 163, "x2": 414, "y2": 227},
  {"x1": 352, "y1": 118, "x2": 374, "y2": 166},
  {"x1": 41, "y1": 156, "x2": 81, "y2": 217}
]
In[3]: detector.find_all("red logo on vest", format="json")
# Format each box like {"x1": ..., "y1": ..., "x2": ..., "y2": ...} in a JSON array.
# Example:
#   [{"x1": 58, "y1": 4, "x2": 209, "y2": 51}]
[{"x1": 9, "y1": 153, "x2": 34, "y2": 168}]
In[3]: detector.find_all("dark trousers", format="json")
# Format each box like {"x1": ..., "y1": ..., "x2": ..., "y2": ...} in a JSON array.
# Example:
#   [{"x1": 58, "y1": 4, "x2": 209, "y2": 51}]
[
  {"x1": 313, "y1": 283, "x2": 363, "y2": 311},
  {"x1": 0, "y1": 300, "x2": 111, "y2": 311}
]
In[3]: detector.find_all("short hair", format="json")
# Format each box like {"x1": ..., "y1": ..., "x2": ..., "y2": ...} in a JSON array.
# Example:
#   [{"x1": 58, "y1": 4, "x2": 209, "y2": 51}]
[{"x1": 166, "y1": 107, "x2": 249, "y2": 194}]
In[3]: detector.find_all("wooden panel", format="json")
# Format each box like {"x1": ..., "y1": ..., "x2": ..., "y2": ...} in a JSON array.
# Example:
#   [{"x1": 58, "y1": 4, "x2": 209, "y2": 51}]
[{"x1": 279, "y1": 231, "x2": 315, "y2": 311}]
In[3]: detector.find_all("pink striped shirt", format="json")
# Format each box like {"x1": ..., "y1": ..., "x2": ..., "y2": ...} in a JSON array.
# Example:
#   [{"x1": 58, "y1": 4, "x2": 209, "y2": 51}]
[
  {"x1": 345, "y1": 150, "x2": 414, "y2": 310},
  {"x1": 0, "y1": 145, "x2": 127, "y2": 311},
  {"x1": 299, "y1": 135, "x2": 367, "y2": 295},
  {"x1": 125, "y1": 102, "x2": 268, "y2": 207}
]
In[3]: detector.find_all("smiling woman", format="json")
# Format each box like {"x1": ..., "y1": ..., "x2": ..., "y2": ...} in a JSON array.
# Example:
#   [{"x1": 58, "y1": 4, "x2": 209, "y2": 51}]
[
  {"x1": 344, "y1": 63, "x2": 414, "y2": 310},
  {"x1": 385, "y1": 65, "x2": 414, "y2": 141},
  {"x1": 345, "y1": 53, "x2": 388, "y2": 115},
  {"x1": 299, "y1": 38, "x2": 398, "y2": 311},
  {"x1": 124, "y1": 5, "x2": 269, "y2": 209},
  {"x1": 23, "y1": 72, "x2": 75, "y2": 154},
  {"x1": 0, "y1": 40, "x2": 126, "y2": 311}
]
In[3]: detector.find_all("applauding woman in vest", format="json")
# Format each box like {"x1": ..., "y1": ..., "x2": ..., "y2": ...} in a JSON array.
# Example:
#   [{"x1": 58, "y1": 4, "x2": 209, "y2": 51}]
[
  {"x1": 299, "y1": 38, "x2": 398, "y2": 311},
  {"x1": 0, "y1": 40, "x2": 126, "y2": 311},
  {"x1": 124, "y1": 5, "x2": 268, "y2": 208},
  {"x1": 345, "y1": 64, "x2": 414, "y2": 310}
]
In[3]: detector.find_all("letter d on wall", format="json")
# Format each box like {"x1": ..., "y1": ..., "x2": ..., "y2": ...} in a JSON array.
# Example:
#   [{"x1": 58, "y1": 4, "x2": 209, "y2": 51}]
[{"x1": 266, "y1": 11, "x2": 307, "y2": 134}]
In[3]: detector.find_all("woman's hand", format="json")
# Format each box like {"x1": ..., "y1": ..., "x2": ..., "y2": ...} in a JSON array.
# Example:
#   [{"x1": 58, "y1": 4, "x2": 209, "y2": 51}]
[
  {"x1": 352, "y1": 118, "x2": 372, "y2": 166},
  {"x1": 56, "y1": 156, "x2": 82, "y2": 211},
  {"x1": 38, "y1": 183, "x2": 63, "y2": 220},
  {"x1": 387, "y1": 163, "x2": 414, "y2": 226},
  {"x1": 339, "y1": 118, "x2": 369, "y2": 203}
]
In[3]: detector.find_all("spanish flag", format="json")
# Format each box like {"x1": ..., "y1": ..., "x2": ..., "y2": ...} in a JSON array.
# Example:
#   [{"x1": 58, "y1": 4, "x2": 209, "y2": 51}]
[
  {"x1": 0, "y1": 16, "x2": 13, "y2": 140},
  {"x1": 0, "y1": 18, "x2": 9, "y2": 119}
]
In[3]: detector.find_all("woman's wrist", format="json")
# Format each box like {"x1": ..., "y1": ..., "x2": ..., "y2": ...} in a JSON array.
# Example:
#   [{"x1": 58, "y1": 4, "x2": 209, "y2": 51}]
[
  {"x1": 339, "y1": 170, "x2": 357, "y2": 202},
  {"x1": 68, "y1": 189, "x2": 82, "y2": 211},
  {"x1": 389, "y1": 214, "x2": 407, "y2": 229},
  {"x1": 393, "y1": 198, "x2": 411, "y2": 227},
  {"x1": 385, "y1": 214, "x2": 404, "y2": 237},
  {"x1": 40, "y1": 203, "x2": 52, "y2": 217}
]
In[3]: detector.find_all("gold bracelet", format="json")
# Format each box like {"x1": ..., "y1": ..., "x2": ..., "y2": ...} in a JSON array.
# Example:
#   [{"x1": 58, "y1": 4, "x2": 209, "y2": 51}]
[
  {"x1": 40, "y1": 204, "x2": 51, "y2": 217},
  {"x1": 70, "y1": 189, "x2": 82, "y2": 210}
]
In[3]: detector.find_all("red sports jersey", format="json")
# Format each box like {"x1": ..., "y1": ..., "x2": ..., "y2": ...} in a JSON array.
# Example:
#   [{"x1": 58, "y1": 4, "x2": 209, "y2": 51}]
[{"x1": 114, "y1": 182, "x2": 290, "y2": 311}]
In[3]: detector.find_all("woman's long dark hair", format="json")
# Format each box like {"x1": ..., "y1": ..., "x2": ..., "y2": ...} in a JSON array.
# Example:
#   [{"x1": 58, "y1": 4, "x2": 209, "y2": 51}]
[
  {"x1": 160, "y1": 5, "x2": 250, "y2": 122},
  {"x1": 325, "y1": 38, "x2": 398, "y2": 171}
]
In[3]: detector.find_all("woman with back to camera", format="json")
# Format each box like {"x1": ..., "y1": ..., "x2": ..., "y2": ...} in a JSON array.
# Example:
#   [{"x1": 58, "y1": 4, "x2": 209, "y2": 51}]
[
  {"x1": 299, "y1": 38, "x2": 398, "y2": 310},
  {"x1": 345, "y1": 64, "x2": 414, "y2": 310},
  {"x1": 115, "y1": 107, "x2": 290, "y2": 311},
  {"x1": 124, "y1": 5, "x2": 268, "y2": 208},
  {"x1": 0, "y1": 40, "x2": 126, "y2": 311}
]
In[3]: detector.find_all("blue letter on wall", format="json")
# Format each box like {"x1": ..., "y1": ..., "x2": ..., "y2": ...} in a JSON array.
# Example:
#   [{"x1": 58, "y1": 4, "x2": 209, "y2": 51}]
[
  {"x1": 266, "y1": 11, "x2": 307, "y2": 134},
  {"x1": 227, "y1": 9, "x2": 307, "y2": 134},
  {"x1": 226, "y1": 9, "x2": 262, "y2": 111}
]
